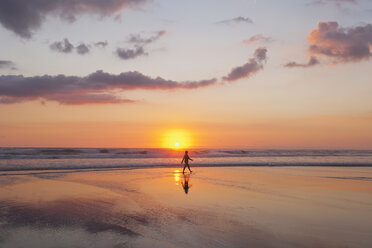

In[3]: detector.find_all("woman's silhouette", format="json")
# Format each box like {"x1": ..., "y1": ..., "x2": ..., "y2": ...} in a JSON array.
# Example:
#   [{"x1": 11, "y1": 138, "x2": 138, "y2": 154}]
[
  {"x1": 181, "y1": 150, "x2": 193, "y2": 173},
  {"x1": 181, "y1": 173, "x2": 192, "y2": 194}
]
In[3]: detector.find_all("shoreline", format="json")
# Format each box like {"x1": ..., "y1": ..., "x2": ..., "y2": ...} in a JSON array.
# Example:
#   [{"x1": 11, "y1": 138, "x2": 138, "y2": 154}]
[{"x1": 1, "y1": 163, "x2": 372, "y2": 175}]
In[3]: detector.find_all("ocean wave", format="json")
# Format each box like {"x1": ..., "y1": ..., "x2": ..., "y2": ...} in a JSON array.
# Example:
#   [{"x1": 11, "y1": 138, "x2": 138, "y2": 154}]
[
  {"x1": 1, "y1": 148, "x2": 372, "y2": 160},
  {"x1": 0, "y1": 157, "x2": 371, "y2": 173},
  {"x1": 0, "y1": 148, "x2": 371, "y2": 172}
]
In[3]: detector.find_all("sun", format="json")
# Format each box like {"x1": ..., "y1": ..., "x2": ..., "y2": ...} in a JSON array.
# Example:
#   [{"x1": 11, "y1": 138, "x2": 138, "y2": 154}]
[{"x1": 162, "y1": 129, "x2": 192, "y2": 149}]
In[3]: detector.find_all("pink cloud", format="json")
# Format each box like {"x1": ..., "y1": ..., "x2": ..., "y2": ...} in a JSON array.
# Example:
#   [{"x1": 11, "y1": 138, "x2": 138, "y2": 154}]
[
  {"x1": 243, "y1": 35, "x2": 272, "y2": 44},
  {"x1": 286, "y1": 21, "x2": 372, "y2": 68},
  {"x1": 308, "y1": 21, "x2": 372, "y2": 63}
]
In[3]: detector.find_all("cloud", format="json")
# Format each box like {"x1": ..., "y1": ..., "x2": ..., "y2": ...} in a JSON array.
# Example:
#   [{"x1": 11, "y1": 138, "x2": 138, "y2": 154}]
[
  {"x1": 216, "y1": 16, "x2": 253, "y2": 25},
  {"x1": 116, "y1": 47, "x2": 147, "y2": 60},
  {"x1": 128, "y1": 30, "x2": 166, "y2": 46},
  {"x1": 94, "y1": 41, "x2": 108, "y2": 47},
  {"x1": 308, "y1": 0, "x2": 357, "y2": 7},
  {"x1": 116, "y1": 30, "x2": 166, "y2": 60},
  {"x1": 287, "y1": 21, "x2": 372, "y2": 67},
  {"x1": 0, "y1": 0, "x2": 147, "y2": 38},
  {"x1": 223, "y1": 48, "x2": 267, "y2": 82},
  {"x1": 50, "y1": 39, "x2": 100, "y2": 55},
  {"x1": 308, "y1": 21, "x2": 372, "y2": 63},
  {"x1": 0, "y1": 96, "x2": 21, "y2": 104},
  {"x1": 50, "y1": 39, "x2": 74, "y2": 53},
  {"x1": 48, "y1": 93, "x2": 135, "y2": 105},
  {"x1": 76, "y1": 43, "x2": 90, "y2": 55},
  {"x1": 0, "y1": 70, "x2": 217, "y2": 105},
  {"x1": 0, "y1": 48, "x2": 269, "y2": 105},
  {"x1": 284, "y1": 56, "x2": 320, "y2": 68},
  {"x1": 243, "y1": 34, "x2": 272, "y2": 44},
  {"x1": 0, "y1": 60, "x2": 16, "y2": 70}
]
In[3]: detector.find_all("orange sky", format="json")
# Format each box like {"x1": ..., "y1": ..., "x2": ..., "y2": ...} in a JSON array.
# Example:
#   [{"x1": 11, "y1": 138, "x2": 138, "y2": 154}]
[{"x1": 1, "y1": 110, "x2": 371, "y2": 148}]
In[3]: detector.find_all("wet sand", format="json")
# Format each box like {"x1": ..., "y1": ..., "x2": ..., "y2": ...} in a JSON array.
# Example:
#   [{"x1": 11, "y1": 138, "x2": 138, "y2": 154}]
[{"x1": 0, "y1": 166, "x2": 371, "y2": 248}]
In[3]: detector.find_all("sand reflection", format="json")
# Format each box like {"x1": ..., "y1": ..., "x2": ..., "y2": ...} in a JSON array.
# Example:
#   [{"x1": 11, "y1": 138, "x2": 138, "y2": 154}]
[
  {"x1": 173, "y1": 170, "x2": 193, "y2": 194},
  {"x1": 181, "y1": 173, "x2": 192, "y2": 194},
  {"x1": 0, "y1": 167, "x2": 371, "y2": 248},
  {"x1": 173, "y1": 170, "x2": 180, "y2": 185}
]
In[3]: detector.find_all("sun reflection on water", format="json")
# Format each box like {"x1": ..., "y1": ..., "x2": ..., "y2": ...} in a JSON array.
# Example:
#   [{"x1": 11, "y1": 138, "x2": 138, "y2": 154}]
[{"x1": 173, "y1": 170, "x2": 180, "y2": 185}]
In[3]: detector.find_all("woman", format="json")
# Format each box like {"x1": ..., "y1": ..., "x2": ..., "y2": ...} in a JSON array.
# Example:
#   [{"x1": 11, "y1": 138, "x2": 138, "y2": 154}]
[{"x1": 181, "y1": 150, "x2": 193, "y2": 173}]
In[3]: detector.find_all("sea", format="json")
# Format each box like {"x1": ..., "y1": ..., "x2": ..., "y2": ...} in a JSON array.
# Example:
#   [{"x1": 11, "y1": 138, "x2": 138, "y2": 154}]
[{"x1": 0, "y1": 148, "x2": 372, "y2": 172}]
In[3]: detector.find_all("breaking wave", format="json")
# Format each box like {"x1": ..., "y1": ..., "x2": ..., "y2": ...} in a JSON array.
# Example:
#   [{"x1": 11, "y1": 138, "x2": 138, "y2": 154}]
[{"x1": 0, "y1": 148, "x2": 371, "y2": 172}]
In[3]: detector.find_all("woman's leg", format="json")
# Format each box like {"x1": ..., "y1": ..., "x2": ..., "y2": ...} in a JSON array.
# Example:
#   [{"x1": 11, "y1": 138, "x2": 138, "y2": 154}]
[{"x1": 187, "y1": 164, "x2": 192, "y2": 172}]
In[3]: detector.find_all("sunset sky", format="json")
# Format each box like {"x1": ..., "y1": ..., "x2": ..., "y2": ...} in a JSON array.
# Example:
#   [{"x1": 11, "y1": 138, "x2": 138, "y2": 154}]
[{"x1": 0, "y1": 0, "x2": 372, "y2": 148}]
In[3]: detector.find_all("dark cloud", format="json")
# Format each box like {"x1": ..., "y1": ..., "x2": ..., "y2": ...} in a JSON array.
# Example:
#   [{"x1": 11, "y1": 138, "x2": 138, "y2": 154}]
[
  {"x1": 308, "y1": 21, "x2": 372, "y2": 63},
  {"x1": 0, "y1": 60, "x2": 16, "y2": 70},
  {"x1": 0, "y1": 47, "x2": 269, "y2": 105},
  {"x1": 50, "y1": 38, "x2": 74, "y2": 53},
  {"x1": 128, "y1": 30, "x2": 166, "y2": 46},
  {"x1": 50, "y1": 39, "x2": 99, "y2": 55},
  {"x1": 116, "y1": 30, "x2": 166, "y2": 60},
  {"x1": 76, "y1": 43, "x2": 90, "y2": 55},
  {"x1": 116, "y1": 47, "x2": 147, "y2": 60},
  {"x1": 94, "y1": 41, "x2": 108, "y2": 47},
  {"x1": 0, "y1": 61, "x2": 13, "y2": 68},
  {"x1": 244, "y1": 34, "x2": 272, "y2": 44},
  {"x1": 254, "y1": 48, "x2": 268, "y2": 61},
  {"x1": 216, "y1": 16, "x2": 253, "y2": 25},
  {"x1": 0, "y1": 70, "x2": 217, "y2": 105},
  {"x1": 284, "y1": 56, "x2": 320, "y2": 68},
  {"x1": 223, "y1": 48, "x2": 267, "y2": 82},
  {"x1": 0, "y1": 0, "x2": 147, "y2": 38}
]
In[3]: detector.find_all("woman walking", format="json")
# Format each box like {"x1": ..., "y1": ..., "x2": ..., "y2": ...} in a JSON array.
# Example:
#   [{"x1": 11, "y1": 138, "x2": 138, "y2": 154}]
[{"x1": 181, "y1": 150, "x2": 193, "y2": 173}]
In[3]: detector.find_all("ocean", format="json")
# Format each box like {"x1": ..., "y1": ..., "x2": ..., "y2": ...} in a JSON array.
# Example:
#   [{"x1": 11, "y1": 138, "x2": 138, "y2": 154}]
[{"x1": 0, "y1": 148, "x2": 371, "y2": 172}]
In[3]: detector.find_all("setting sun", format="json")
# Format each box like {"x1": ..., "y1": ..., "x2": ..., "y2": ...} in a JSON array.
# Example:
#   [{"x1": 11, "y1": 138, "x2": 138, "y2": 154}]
[{"x1": 162, "y1": 129, "x2": 192, "y2": 149}]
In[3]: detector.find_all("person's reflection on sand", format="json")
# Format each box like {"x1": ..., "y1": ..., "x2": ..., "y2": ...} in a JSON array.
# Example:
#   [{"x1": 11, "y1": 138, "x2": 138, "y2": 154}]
[{"x1": 181, "y1": 173, "x2": 192, "y2": 194}]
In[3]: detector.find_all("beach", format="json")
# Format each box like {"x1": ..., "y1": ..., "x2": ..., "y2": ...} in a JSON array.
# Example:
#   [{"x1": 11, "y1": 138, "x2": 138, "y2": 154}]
[
  {"x1": 1, "y1": 0, "x2": 372, "y2": 247},
  {"x1": 0, "y1": 166, "x2": 371, "y2": 248}
]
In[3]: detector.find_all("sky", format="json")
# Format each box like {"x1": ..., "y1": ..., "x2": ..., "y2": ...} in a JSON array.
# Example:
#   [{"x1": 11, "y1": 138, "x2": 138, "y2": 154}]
[{"x1": 0, "y1": 0, "x2": 372, "y2": 148}]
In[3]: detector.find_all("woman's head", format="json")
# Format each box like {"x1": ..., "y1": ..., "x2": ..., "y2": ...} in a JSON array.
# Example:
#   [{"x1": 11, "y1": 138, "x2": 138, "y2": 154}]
[{"x1": 185, "y1": 150, "x2": 188, "y2": 154}]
